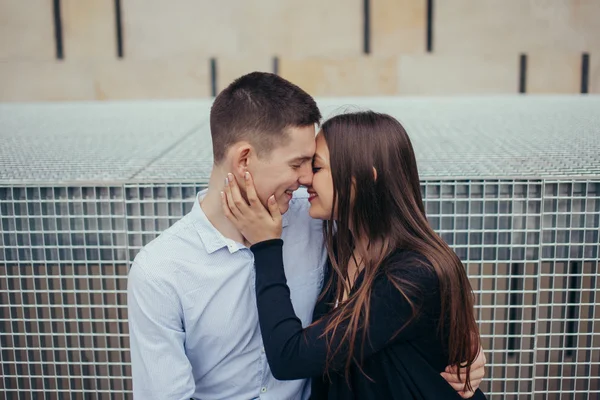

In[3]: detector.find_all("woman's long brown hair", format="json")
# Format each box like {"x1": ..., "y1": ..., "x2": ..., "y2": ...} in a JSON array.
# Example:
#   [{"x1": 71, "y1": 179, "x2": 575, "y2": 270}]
[{"x1": 318, "y1": 111, "x2": 480, "y2": 391}]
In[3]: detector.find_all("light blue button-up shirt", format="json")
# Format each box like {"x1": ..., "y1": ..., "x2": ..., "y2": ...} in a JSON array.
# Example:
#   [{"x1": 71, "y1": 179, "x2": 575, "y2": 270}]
[{"x1": 127, "y1": 188, "x2": 327, "y2": 400}]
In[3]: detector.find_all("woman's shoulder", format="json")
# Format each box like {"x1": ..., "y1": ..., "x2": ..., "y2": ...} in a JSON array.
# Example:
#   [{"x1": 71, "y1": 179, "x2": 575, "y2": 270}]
[
  {"x1": 384, "y1": 248, "x2": 430, "y2": 268},
  {"x1": 382, "y1": 248, "x2": 438, "y2": 285},
  {"x1": 372, "y1": 249, "x2": 441, "y2": 316}
]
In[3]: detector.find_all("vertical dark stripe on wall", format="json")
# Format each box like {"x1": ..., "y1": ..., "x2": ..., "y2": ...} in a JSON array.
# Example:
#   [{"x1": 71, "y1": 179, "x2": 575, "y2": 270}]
[
  {"x1": 581, "y1": 53, "x2": 590, "y2": 94},
  {"x1": 47, "y1": 273, "x2": 63, "y2": 391},
  {"x1": 0, "y1": 334, "x2": 11, "y2": 390},
  {"x1": 114, "y1": 0, "x2": 124, "y2": 58},
  {"x1": 53, "y1": 0, "x2": 64, "y2": 59},
  {"x1": 507, "y1": 263, "x2": 523, "y2": 355},
  {"x1": 566, "y1": 261, "x2": 581, "y2": 357},
  {"x1": 210, "y1": 58, "x2": 218, "y2": 97},
  {"x1": 519, "y1": 54, "x2": 527, "y2": 93},
  {"x1": 272, "y1": 56, "x2": 279, "y2": 75},
  {"x1": 363, "y1": 0, "x2": 371, "y2": 54},
  {"x1": 426, "y1": 0, "x2": 434, "y2": 52}
]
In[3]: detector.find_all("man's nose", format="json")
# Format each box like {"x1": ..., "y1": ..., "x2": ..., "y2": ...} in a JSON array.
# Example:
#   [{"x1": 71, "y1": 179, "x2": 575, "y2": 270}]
[{"x1": 298, "y1": 163, "x2": 313, "y2": 187}]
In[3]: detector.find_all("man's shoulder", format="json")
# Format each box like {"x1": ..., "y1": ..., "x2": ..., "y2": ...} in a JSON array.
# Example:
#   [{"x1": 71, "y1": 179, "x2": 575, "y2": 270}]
[
  {"x1": 292, "y1": 187, "x2": 310, "y2": 201},
  {"x1": 288, "y1": 187, "x2": 322, "y2": 226},
  {"x1": 287, "y1": 187, "x2": 311, "y2": 215},
  {"x1": 131, "y1": 214, "x2": 201, "y2": 276},
  {"x1": 282, "y1": 188, "x2": 324, "y2": 250}
]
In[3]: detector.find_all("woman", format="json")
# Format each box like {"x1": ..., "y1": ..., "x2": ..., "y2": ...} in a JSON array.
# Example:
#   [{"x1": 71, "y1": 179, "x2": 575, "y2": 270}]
[{"x1": 221, "y1": 111, "x2": 486, "y2": 399}]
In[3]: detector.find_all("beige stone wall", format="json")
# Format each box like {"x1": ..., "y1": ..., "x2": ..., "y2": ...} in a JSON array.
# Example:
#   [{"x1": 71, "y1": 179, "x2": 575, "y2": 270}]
[{"x1": 0, "y1": 0, "x2": 598, "y2": 101}]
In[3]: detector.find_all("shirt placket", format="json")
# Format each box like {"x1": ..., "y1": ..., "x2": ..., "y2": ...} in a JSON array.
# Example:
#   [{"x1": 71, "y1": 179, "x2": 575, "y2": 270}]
[{"x1": 248, "y1": 252, "x2": 272, "y2": 398}]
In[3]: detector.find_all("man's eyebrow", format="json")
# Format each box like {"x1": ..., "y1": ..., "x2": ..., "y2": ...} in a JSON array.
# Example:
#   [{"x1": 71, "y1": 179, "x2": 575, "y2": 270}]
[{"x1": 290, "y1": 156, "x2": 313, "y2": 163}]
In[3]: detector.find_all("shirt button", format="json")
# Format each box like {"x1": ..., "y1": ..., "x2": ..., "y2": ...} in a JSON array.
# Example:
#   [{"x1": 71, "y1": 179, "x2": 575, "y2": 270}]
[
  {"x1": 261, "y1": 347, "x2": 265, "y2": 353},
  {"x1": 261, "y1": 387, "x2": 267, "y2": 393}
]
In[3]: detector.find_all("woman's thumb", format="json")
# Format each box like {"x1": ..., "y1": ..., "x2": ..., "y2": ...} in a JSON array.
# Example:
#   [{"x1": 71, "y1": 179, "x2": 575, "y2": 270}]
[{"x1": 267, "y1": 195, "x2": 282, "y2": 222}]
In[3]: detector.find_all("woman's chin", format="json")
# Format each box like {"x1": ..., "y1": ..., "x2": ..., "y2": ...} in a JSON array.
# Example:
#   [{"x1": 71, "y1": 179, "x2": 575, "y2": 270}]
[{"x1": 308, "y1": 205, "x2": 327, "y2": 220}]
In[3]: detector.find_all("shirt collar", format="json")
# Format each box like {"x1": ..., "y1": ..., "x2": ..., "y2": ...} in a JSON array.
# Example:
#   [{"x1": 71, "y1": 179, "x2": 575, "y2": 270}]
[{"x1": 191, "y1": 190, "x2": 290, "y2": 254}]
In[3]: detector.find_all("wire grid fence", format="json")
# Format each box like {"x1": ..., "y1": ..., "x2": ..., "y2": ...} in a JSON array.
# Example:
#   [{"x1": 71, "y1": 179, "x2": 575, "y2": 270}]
[
  {"x1": 1, "y1": 97, "x2": 599, "y2": 399},
  {"x1": 1, "y1": 179, "x2": 598, "y2": 399}
]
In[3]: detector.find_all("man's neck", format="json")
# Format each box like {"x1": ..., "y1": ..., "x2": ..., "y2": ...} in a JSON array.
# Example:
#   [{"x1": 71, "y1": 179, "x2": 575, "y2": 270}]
[{"x1": 200, "y1": 168, "x2": 246, "y2": 244}]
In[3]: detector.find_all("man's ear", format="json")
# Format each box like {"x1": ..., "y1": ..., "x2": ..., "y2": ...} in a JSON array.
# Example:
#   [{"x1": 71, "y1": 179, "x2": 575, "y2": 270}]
[
  {"x1": 232, "y1": 142, "x2": 253, "y2": 178},
  {"x1": 372, "y1": 167, "x2": 378, "y2": 182}
]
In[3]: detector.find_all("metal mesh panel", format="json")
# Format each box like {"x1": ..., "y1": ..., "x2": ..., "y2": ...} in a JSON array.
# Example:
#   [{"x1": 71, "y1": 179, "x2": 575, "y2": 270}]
[
  {"x1": 423, "y1": 180, "x2": 543, "y2": 398},
  {"x1": 2, "y1": 180, "x2": 598, "y2": 399},
  {"x1": 0, "y1": 186, "x2": 131, "y2": 398},
  {"x1": 1, "y1": 98, "x2": 599, "y2": 399},
  {"x1": 1, "y1": 184, "x2": 204, "y2": 398},
  {"x1": 535, "y1": 181, "x2": 600, "y2": 399},
  {"x1": 421, "y1": 180, "x2": 600, "y2": 399}
]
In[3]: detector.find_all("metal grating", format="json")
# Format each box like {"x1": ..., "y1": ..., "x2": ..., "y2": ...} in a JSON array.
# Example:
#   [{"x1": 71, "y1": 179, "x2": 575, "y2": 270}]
[
  {"x1": 1, "y1": 97, "x2": 600, "y2": 399},
  {"x1": 422, "y1": 179, "x2": 600, "y2": 399},
  {"x1": 2, "y1": 96, "x2": 600, "y2": 184},
  {"x1": 0, "y1": 101, "x2": 209, "y2": 184}
]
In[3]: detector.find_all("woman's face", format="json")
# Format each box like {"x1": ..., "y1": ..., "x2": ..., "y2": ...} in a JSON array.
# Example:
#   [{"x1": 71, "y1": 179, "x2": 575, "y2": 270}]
[{"x1": 307, "y1": 133, "x2": 336, "y2": 220}]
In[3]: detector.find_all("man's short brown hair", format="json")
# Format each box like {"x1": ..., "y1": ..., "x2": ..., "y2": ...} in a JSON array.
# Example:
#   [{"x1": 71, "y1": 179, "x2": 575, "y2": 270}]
[{"x1": 209, "y1": 72, "x2": 321, "y2": 164}]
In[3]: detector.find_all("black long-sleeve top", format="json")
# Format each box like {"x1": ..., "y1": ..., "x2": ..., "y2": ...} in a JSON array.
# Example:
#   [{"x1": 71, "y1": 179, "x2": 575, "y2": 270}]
[{"x1": 251, "y1": 239, "x2": 486, "y2": 400}]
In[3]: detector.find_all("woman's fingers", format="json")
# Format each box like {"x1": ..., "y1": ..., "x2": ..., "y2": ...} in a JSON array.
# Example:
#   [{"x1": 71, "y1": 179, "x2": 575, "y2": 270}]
[
  {"x1": 227, "y1": 173, "x2": 250, "y2": 213},
  {"x1": 223, "y1": 175, "x2": 242, "y2": 219},
  {"x1": 440, "y1": 372, "x2": 464, "y2": 390},
  {"x1": 267, "y1": 195, "x2": 282, "y2": 224},
  {"x1": 221, "y1": 173, "x2": 282, "y2": 244},
  {"x1": 244, "y1": 172, "x2": 261, "y2": 207},
  {"x1": 444, "y1": 362, "x2": 484, "y2": 380},
  {"x1": 440, "y1": 365, "x2": 484, "y2": 396},
  {"x1": 220, "y1": 191, "x2": 237, "y2": 222},
  {"x1": 470, "y1": 364, "x2": 485, "y2": 382},
  {"x1": 471, "y1": 348, "x2": 486, "y2": 377},
  {"x1": 441, "y1": 368, "x2": 462, "y2": 383}
]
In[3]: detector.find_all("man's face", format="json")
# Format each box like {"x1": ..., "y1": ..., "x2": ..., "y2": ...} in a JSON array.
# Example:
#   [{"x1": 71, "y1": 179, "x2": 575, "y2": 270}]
[{"x1": 248, "y1": 125, "x2": 316, "y2": 214}]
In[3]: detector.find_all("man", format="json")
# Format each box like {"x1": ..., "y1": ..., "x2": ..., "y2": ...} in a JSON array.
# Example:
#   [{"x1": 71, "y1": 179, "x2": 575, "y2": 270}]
[{"x1": 127, "y1": 72, "x2": 485, "y2": 399}]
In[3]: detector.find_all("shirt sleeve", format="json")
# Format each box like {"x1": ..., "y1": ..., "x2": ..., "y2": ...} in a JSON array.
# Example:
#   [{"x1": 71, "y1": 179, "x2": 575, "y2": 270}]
[
  {"x1": 251, "y1": 239, "x2": 432, "y2": 381},
  {"x1": 127, "y1": 258, "x2": 195, "y2": 400}
]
